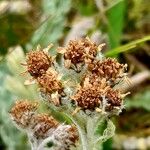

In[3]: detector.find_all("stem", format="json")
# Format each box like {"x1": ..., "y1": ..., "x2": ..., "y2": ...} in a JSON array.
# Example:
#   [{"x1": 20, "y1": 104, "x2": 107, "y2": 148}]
[
  {"x1": 86, "y1": 115, "x2": 104, "y2": 150},
  {"x1": 27, "y1": 133, "x2": 38, "y2": 150},
  {"x1": 65, "y1": 113, "x2": 88, "y2": 150}
]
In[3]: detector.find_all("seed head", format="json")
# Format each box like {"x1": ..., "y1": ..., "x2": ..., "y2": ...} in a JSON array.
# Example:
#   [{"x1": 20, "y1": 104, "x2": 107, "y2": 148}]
[
  {"x1": 73, "y1": 87, "x2": 101, "y2": 110},
  {"x1": 26, "y1": 50, "x2": 51, "y2": 78},
  {"x1": 105, "y1": 89, "x2": 122, "y2": 111},
  {"x1": 10, "y1": 100, "x2": 38, "y2": 129},
  {"x1": 61, "y1": 38, "x2": 97, "y2": 69},
  {"x1": 33, "y1": 114, "x2": 58, "y2": 139},
  {"x1": 88, "y1": 58, "x2": 127, "y2": 82},
  {"x1": 37, "y1": 70, "x2": 62, "y2": 94},
  {"x1": 72, "y1": 75, "x2": 125, "y2": 113}
]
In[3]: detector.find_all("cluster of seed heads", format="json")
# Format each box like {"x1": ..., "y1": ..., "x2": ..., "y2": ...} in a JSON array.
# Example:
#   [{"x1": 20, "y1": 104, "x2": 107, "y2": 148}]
[
  {"x1": 10, "y1": 37, "x2": 130, "y2": 149},
  {"x1": 10, "y1": 100, "x2": 78, "y2": 149}
]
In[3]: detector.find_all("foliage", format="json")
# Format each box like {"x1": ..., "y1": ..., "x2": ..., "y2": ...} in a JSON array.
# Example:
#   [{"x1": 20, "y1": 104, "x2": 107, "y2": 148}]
[{"x1": 126, "y1": 88, "x2": 150, "y2": 111}]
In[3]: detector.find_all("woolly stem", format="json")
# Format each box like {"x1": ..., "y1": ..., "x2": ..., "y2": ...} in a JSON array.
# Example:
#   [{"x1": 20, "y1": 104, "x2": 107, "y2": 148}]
[
  {"x1": 28, "y1": 133, "x2": 38, "y2": 150},
  {"x1": 65, "y1": 113, "x2": 88, "y2": 150}
]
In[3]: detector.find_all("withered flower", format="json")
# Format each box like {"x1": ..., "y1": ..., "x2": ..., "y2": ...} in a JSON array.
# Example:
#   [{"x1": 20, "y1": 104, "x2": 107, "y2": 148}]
[
  {"x1": 105, "y1": 89, "x2": 122, "y2": 111},
  {"x1": 72, "y1": 75, "x2": 126, "y2": 113},
  {"x1": 26, "y1": 47, "x2": 52, "y2": 78},
  {"x1": 33, "y1": 114, "x2": 58, "y2": 139},
  {"x1": 37, "y1": 70, "x2": 62, "y2": 94},
  {"x1": 37, "y1": 69, "x2": 63, "y2": 105},
  {"x1": 88, "y1": 58, "x2": 127, "y2": 82},
  {"x1": 58, "y1": 38, "x2": 98, "y2": 71},
  {"x1": 72, "y1": 77, "x2": 109, "y2": 110},
  {"x1": 10, "y1": 100, "x2": 38, "y2": 129},
  {"x1": 72, "y1": 86, "x2": 101, "y2": 110}
]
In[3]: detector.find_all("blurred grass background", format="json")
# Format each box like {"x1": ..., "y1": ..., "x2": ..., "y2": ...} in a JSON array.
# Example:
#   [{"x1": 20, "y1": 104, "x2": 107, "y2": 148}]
[{"x1": 0, "y1": 0, "x2": 150, "y2": 149}]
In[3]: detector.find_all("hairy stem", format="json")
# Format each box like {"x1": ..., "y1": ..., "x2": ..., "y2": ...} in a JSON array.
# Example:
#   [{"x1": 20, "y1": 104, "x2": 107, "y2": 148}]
[{"x1": 65, "y1": 113, "x2": 88, "y2": 150}]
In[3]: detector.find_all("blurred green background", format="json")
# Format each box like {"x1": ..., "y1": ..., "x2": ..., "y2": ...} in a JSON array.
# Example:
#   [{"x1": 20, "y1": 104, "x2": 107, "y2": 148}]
[{"x1": 0, "y1": 0, "x2": 150, "y2": 149}]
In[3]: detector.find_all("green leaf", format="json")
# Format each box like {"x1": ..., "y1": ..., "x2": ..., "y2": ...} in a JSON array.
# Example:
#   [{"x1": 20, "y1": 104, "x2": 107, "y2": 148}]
[
  {"x1": 105, "y1": 35, "x2": 150, "y2": 56},
  {"x1": 126, "y1": 89, "x2": 150, "y2": 111},
  {"x1": 30, "y1": 0, "x2": 71, "y2": 48},
  {"x1": 94, "y1": 119, "x2": 115, "y2": 149},
  {"x1": 106, "y1": 0, "x2": 126, "y2": 48}
]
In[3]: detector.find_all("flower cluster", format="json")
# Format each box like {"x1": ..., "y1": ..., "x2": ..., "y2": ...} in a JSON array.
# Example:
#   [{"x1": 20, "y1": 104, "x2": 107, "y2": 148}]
[
  {"x1": 10, "y1": 100, "x2": 78, "y2": 149},
  {"x1": 23, "y1": 45, "x2": 63, "y2": 105},
  {"x1": 10, "y1": 38, "x2": 130, "y2": 150},
  {"x1": 71, "y1": 75, "x2": 124, "y2": 114}
]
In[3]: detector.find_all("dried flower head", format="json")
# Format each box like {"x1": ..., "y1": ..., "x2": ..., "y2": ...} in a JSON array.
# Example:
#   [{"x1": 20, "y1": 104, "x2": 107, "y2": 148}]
[
  {"x1": 58, "y1": 38, "x2": 98, "y2": 70},
  {"x1": 10, "y1": 100, "x2": 38, "y2": 129},
  {"x1": 71, "y1": 86, "x2": 101, "y2": 110},
  {"x1": 33, "y1": 114, "x2": 58, "y2": 139},
  {"x1": 52, "y1": 124, "x2": 78, "y2": 150},
  {"x1": 88, "y1": 58, "x2": 127, "y2": 82},
  {"x1": 103, "y1": 88, "x2": 122, "y2": 112},
  {"x1": 72, "y1": 75, "x2": 126, "y2": 113},
  {"x1": 26, "y1": 48, "x2": 52, "y2": 78},
  {"x1": 37, "y1": 70, "x2": 62, "y2": 94}
]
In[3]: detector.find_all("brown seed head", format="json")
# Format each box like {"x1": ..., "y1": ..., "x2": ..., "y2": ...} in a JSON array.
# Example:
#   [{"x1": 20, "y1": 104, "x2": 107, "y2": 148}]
[
  {"x1": 26, "y1": 50, "x2": 51, "y2": 78},
  {"x1": 64, "y1": 38, "x2": 97, "y2": 66},
  {"x1": 72, "y1": 83, "x2": 103, "y2": 110},
  {"x1": 88, "y1": 58, "x2": 127, "y2": 82},
  {"x1": 72, "y1": 74, "x2": 125, "y2": 112},
  {"x1": 33, "y1": 114, "x2": 58, "y2": 139},
  {"x1": 10, "y1": 100, "x2": 38, "y2": 128},
  {"x1": 37, "y1": 71, "x2": 62, "y2": 94},
  {"x1": 105, "y1": 89, "x2": 122, "y2": 111}
]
